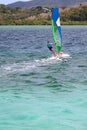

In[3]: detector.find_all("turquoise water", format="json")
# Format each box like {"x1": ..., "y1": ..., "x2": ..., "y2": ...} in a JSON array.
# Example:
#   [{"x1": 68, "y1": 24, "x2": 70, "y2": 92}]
[{"x1": 0, "y1": 26, "x2": 87, "y2": 130}]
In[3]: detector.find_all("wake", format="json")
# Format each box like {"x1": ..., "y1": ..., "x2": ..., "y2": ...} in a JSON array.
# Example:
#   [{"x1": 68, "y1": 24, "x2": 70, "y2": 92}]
[{"x1": 0, "y1": 53, "x2": 71, "y2": 76}]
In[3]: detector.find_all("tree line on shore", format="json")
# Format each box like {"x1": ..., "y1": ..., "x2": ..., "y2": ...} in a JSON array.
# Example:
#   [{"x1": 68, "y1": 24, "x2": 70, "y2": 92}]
[{"x1": 0, "y1": 4, "x2": 87, "y2": 25}]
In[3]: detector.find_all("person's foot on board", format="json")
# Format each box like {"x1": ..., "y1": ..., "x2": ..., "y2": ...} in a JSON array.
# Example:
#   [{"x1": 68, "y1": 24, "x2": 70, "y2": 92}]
[{"x1": 56, "y1": 52, "x2": 63, "y2": 58}]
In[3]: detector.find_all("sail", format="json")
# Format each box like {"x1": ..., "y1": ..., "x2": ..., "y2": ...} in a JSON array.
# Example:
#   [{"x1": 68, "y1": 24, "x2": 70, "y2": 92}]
[{"x1": 52, "y1": 8, "x2": 62, "y2": 53}]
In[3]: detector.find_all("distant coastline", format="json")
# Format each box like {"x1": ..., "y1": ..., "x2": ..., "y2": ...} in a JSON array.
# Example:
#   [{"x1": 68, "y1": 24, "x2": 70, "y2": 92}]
[{"x1": 0, "y1": 4, "x2": 87, "y2": 25}]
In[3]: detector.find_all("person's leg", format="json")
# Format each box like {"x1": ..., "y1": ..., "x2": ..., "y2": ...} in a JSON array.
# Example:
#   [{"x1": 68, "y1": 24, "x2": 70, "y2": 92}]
[{"x1": 50, "y1": 48, "x2": 57, "y2": 57}]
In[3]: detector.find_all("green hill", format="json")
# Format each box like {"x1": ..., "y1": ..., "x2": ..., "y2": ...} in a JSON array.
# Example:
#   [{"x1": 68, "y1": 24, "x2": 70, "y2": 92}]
[{"x1": 0, "y1": 4, "x2": 87, "y2": 25}]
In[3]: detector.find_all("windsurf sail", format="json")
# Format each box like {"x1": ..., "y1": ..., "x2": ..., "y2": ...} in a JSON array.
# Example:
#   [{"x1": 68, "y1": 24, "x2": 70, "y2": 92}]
[{"x1": 52, "y1": 8, "x2": 62, "y2": 53}]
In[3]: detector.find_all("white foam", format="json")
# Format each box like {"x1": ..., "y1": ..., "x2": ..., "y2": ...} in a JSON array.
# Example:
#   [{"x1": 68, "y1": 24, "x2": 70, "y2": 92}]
[
  {"x1": 0, "y1": 53, "x2": 71, "y2": 76},
  {"x1": 61, "y1": 53, "x2": 70, "y2": 58},
  {"x1": 34, "y1": 56, "x2": 62, "y2": 65},
  {"x1": 0, "y1": 62, "x2": 36, "y2": 75}
]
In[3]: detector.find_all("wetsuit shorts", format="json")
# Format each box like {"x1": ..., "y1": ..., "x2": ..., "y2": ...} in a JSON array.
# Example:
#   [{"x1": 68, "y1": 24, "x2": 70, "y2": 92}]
[{"x1": 47, "y1": 43, "x2": 52, "y2": 50}]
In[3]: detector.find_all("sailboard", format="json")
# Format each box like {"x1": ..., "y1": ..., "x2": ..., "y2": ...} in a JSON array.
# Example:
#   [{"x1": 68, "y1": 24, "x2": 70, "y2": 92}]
[{"x1": 52, "y1": 8, "x2": 62, "y2": 53}]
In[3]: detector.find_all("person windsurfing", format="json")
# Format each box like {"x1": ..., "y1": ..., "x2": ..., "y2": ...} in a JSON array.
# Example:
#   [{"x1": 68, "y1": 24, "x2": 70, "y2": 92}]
[
  {"x1": 47, "y1": 41, "x2": 63, "y2": 57},
  {"x1": 47, "y1": 41, "x2": 57, "y2": 57}
]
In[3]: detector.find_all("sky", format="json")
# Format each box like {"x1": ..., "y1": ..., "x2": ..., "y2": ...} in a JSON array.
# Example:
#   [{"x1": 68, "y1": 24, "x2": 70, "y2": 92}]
[{"x1": 0, "y1": 0, "x2": 31, "y2": 5}]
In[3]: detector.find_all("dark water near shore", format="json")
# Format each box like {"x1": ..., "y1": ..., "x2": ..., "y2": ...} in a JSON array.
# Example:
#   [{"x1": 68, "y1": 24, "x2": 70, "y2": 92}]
[{"x1": 0, "y1": 26, "x2": 87, "y2": 130}]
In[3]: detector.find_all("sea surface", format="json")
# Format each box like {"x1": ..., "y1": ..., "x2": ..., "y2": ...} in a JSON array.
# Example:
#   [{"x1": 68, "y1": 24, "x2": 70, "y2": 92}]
[{"x1": 0, "y1": 25, "x2": 87, "y2": 130}]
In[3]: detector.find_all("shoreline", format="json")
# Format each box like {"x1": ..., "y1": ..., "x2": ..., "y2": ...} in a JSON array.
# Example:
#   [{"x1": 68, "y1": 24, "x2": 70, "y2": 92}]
[{"x1": 0, "y1": 21, "x2": 87, "y2": 25}]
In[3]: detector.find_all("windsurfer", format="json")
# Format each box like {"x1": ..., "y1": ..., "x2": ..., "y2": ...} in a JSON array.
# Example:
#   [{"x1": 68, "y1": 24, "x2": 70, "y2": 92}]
[
  {"x1": 47, "y1": 41, "x2": 57, "y2": 57},
  {"x1": 47, "y1": 41, "x2": 63, "y2": 57}
]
